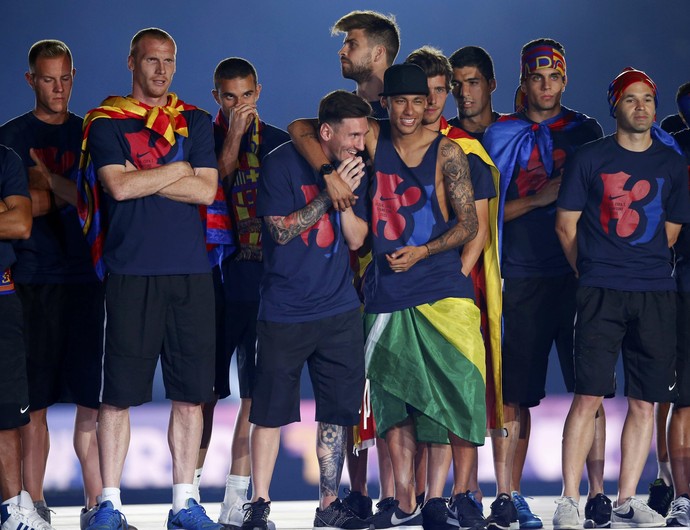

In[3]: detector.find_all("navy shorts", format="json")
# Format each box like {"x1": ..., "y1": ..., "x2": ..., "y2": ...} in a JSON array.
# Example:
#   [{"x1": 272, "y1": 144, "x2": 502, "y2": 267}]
[
  {"x1": 212, "y1": 265, "x2": 258, "y2": 400},
  {"x1": 574, "y1": 287, "x2": 676, "y2": 402},
  {"x1": 250, "y1": 309, "x2": 365, "y2": 428},
  {"x1": 102, "y1": 274, "x2": 216, "y2": 407},
  {"x1": 16, "y1": 282, "x2": 104, "y2": 410},
  {"x1": 502, "y1": 274, "x2": 577, "y2": 407},
  {"x1": 0, "y1": 293, "x2": 30, "y2": 430}
]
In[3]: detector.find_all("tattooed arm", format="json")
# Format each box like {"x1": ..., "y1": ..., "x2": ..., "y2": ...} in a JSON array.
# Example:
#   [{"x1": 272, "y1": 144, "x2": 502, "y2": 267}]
[
  {"x1": 316, "y1": 422, "x2": 346, "y2": 506},
  {"x1": 264, "y1": 190, "x2": 332, "y2": 245},
  {"x1": 387, "y1": 138, "x2": 478, "y2": 273}
]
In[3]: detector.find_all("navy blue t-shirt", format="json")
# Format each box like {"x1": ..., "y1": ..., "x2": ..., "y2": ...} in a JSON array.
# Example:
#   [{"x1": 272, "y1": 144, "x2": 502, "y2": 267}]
[
  {"x1": 0, "y1": 112, "x2": 95, "y2": 283},
  {"x1": 257, "y1": 142, "x2": 364, "y2": 322},
  {"x1": 0, "y1": 146, "x2": 29, "y2": 271},
  {"x1": 672, "y1": 128, "x2": 690, "y2": 291},
  {"x1": 88, "y1": 107, "x2": 217, "y2": 275},
  {"x1": 213, "y1": 118, "x2": 289, "y2": 302},
  {"x1": 558, "y1": 135, "x2": 690, "y2": 291},
  {"x1": 501, "y1": 113, "x2": 603, "y2": 278}
]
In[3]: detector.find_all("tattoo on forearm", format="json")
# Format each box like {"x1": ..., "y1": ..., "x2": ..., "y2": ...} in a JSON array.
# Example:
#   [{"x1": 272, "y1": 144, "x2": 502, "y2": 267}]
[
  {"x1": 317, "y1": 422, "x2": 346, "y2": 501},
  {"x1": 265, "y1": 191, "x2": 332, "y2": 245},
  {"x1": 428, "y1": 142, "x2": 478, "y2": 255}
]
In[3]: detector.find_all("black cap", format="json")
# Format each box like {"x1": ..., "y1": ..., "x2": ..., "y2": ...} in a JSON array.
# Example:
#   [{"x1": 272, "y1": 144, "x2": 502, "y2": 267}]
[{"x1": 379, "y1": 64, "x2": 429, "y2": 97}]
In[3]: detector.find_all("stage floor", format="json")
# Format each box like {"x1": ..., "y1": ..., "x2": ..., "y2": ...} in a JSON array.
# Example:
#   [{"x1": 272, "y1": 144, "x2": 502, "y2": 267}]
[{"x1": 50, "y1": 495, "x2": 663, "y2": 530}]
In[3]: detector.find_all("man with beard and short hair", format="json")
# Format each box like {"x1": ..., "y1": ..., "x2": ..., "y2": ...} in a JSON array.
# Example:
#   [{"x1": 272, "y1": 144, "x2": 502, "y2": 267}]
[
  {"x1": 447, "y1": 46, "x2": 501, "y2": 141},
  {"x1": 483, "y1": 38, "x2": 605, "y2": 530},
  {"x1": 0, "y1": 39, "x2": 104, "y2": 529},
  {"x1": 554, "y1": 67, "x2": 690, "y2": 530},
  {"x1": 79, "y1": 27, "x2": 221, "y2": 530},
  {"x1": 239, "y1": 90, "x2": 370, "y2": 530},
  {"x1": 332, "y1": 10, "x2": 400, "y2": 120}
]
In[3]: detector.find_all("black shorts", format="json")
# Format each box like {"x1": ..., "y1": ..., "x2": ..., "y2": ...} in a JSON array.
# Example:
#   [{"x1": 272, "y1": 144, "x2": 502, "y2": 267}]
[
  {"x1": 250, "y1": 309, "x2": 365, "y2": 428},
  {"x1": 212, "y1": 266, "x2": 258, "y2": 400},
  {"x1": 16, "y1": 282, "x2": 104, "y2": 410},
  {"x1": 574, "y1": 287, "x2": 676, "y2": 402},
  {"x1": 675, "y1": 290, "x2": 690, "y2": 408},
  {"x1": 502, "y1": 274, "x2": 577, "y2": 407},
  {"x1": 103, "y1": 274, "x2": 216, "y2": 407},
  {"x1": 0, "y1": 293, "x2": 30, "y2": 430}
]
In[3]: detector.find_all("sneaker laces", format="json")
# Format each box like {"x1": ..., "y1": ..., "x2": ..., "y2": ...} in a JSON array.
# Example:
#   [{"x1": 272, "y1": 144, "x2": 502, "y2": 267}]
[
  {"x1": 668, "y1": 496, "x2": 690, "y2": 518},
  {"x1": 555, "y1": 497, "x2": 578, "y2": 509},
  {"x1": 183, "y1": 502, "x2": 214, "y2": 525},
  {"x1": 375, "y1": 497, "x2": 397, "y2": 512},
  {"x1": 243, "y1": 500, "x2": 270, "y2": 524},
  {"x1": 512, "y1": 493, "x2": 532, "y2": 511},
  {"x1": 91, "y1": 504, "x2": 127, "y2": 530}
]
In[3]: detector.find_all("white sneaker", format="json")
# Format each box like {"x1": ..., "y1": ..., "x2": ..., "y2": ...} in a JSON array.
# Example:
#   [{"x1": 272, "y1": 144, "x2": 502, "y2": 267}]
[
  {"x1": 218, "y1": 497, "x2": 275, "y2": 530},
  {"x1": 665, "y1": 495, "x2": 690, "y2": 527},
  {"x1": 553, "y1": 497, "x2": 580, "y2": 530},
  {"x1": 0, "y1": 491, "x2": 55, "y2": 530},
  {"x1": 611, "y1": 497, "x2": 665, "y2": 528}
]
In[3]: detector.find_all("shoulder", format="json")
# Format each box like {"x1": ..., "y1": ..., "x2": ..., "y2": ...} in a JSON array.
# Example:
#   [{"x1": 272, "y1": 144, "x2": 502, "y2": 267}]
[
  {"x1": 261, "y1": 122, "x2": 290, "y2": 146},
  {"x1": 0, "y1": 112, "x2": 33, "y2": 140}
]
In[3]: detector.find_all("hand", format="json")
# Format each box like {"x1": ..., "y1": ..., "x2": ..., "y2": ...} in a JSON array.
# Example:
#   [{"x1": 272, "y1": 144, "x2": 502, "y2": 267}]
[
  {"x1": 228, "y1": 104, "x2": 257, "y2": 139},
  {"x1": 323, "y1": 171, "x2": 356, "y2": 211},
  {"x1": 28, "y1": 148, "x2": 53, "y2": 190},
  {"x1": 336, "y1": 156, "x2": 365, "y2": 192},
  {"x1": 386, "y1": 245, "x2": 426, "y2": 273},
  {"x1": 533, "y1": 176, "x2": 561, "y2": 207}
]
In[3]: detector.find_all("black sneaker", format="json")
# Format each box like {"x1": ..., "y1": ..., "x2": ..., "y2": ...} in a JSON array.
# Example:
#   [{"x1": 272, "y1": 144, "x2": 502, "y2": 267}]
[
  {"x1": 421, "y1": 498, "x2": 455, "y2": 530},
  {"x1": 314, "y1": 499, "x2": 371, "y2": 530},
  {"x1": 647, "y1": 478, "x2": 674, "y2": 516},
  {"x1": 486, "y1": 494, "x2": 518, "y2": 530},
  {"x1": 241, "y1": 499, "x2": 271, "y2": 530},
  {"x1": 343, "y1": 490, "x2": 374, "y2": 520},
  {"x1": 449, "y1": 492, "x2": 486, "y2": 529},
  {"x1": 366, "y1": 499, "x2": 422, "y2": 530},
  {"x1": 583, "y1": 493, "x2": 611, "y2": 528}
]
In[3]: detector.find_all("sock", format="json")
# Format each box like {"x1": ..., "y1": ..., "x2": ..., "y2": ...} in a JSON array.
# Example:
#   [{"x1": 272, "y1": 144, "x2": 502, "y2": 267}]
[
  {"x1": 172, "y1": 483, "x2": 196, "y2": 514},
  {"x1": 223, "y1": 475, "x2": 250, "y2": 506},
  {"x1": 657, "y1": 460, "x2": 673, "y2": 485},
  {"x1": 193, "y1": 467, "x2": 203, "y2": 502},
  {"x1": 101, "y1": 488, "x2": 122, "y2": 511}
]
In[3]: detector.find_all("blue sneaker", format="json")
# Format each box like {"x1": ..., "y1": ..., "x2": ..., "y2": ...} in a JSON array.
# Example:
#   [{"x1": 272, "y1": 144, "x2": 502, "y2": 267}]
[
  {"x1": 511, "y1": 493, "x2": 542, "y2": 529},
  {"x1": 167, "y1": 499, "x2": 223, "y2": 530},
  {"x1": 468, "y1": 492, "x2": 484, "y2": 515},
  {"x1": 85, "y1": 501, "x2": 128, "y2": 530}
]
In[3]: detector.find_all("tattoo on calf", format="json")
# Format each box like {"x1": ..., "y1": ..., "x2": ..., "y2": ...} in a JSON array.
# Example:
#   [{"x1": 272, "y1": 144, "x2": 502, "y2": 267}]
[{"x1": 317, "y1": 422, "x2": 346, "y2": 501}]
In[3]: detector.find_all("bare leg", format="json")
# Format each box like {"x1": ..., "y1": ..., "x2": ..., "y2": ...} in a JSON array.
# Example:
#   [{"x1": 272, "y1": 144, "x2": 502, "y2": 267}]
[
  {"x1": 468, "y1": 449, "x2": 483, "y2": 502},
  {"x1": 618, "y1": 398, "x2": 654, "y2": 503},
  {"x1": 585, "y1": 405, "x2": 606, "y2": 497},
  {"x1": 386, "y1": 419, "x2": 417, "y2": 513},
  {"x1": 668, "y1": 404, "x2": 690, "y2": 497},
  {"x1": 346, "y1": 427, "x2": 369, "y2": 495},
  {"x1": 377, "y1": 438, "x2": 395, "y2": 499},
  {"x1": 317, "y1": 423, "x2": 346, "y2": 509},
  {"x1": 512, "y1": 406, "x2": 530, "y2": 492},
  {"x1": 415, "y1": 444, "x2": 428, "y2": 501},
  {"x1": 562, "y1": 394, "x2": 604, "y2": 501},
  {"x1": 197, "y1": 397, "x2": 218, "y2": 470},
  {"x1": 426, "y1": 443, "x2": 450, "y2": 500},
  {"x1": 492, "y1": 402, "x2": 519, "y2": 496},
  {"x1": 0, "y1": 429, "x2": 22, "y2": 501},
  {"x1": 74, "y1": 405, "x2": 102, "y2": 508},
  {"x1": 20, "y1": 408, "x2": 49, "y2": 501},
  {"x1": 249, "y1": 425, "x2": 281, "y2": 502},
  {"x1": 169, "y1": 401, "x2": 203, "y2": 485},
  {"x1": 450, "y1": 435, "x2": 476, "y2": 496},
  {"x1": 98, "y1": 404, "x2": 131, "y2": 488},
  {"x1": 230, "y1": 399, "x2": 253, "y2": 476}
]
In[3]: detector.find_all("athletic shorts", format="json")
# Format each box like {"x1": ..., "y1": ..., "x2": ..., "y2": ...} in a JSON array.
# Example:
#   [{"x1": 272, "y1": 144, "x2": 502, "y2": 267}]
[
  {"x1": 250, "y1": 308, "x2": 365, "y2": 428},
  {"x1": 675, "y1": 290, "x2": 690, "y2": 408},
  {"x1": 0, "y1": 293, "x2": 30, "y2": 430},
  {"x1": 574, "y1": 287, "x2": 676, "y2": 402},
  {"x1": 102, "y1": 274, "x2": 216, "y2": 407},
  {"x1": 16, "y1": 282, "x2": 104, "y2": 410},
  {"x1": 502, "y1": 274, "x2": 577, "y2": 407},
  {"x1": 212, "y1": 266, "x2": 258, "y2": 400}
]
